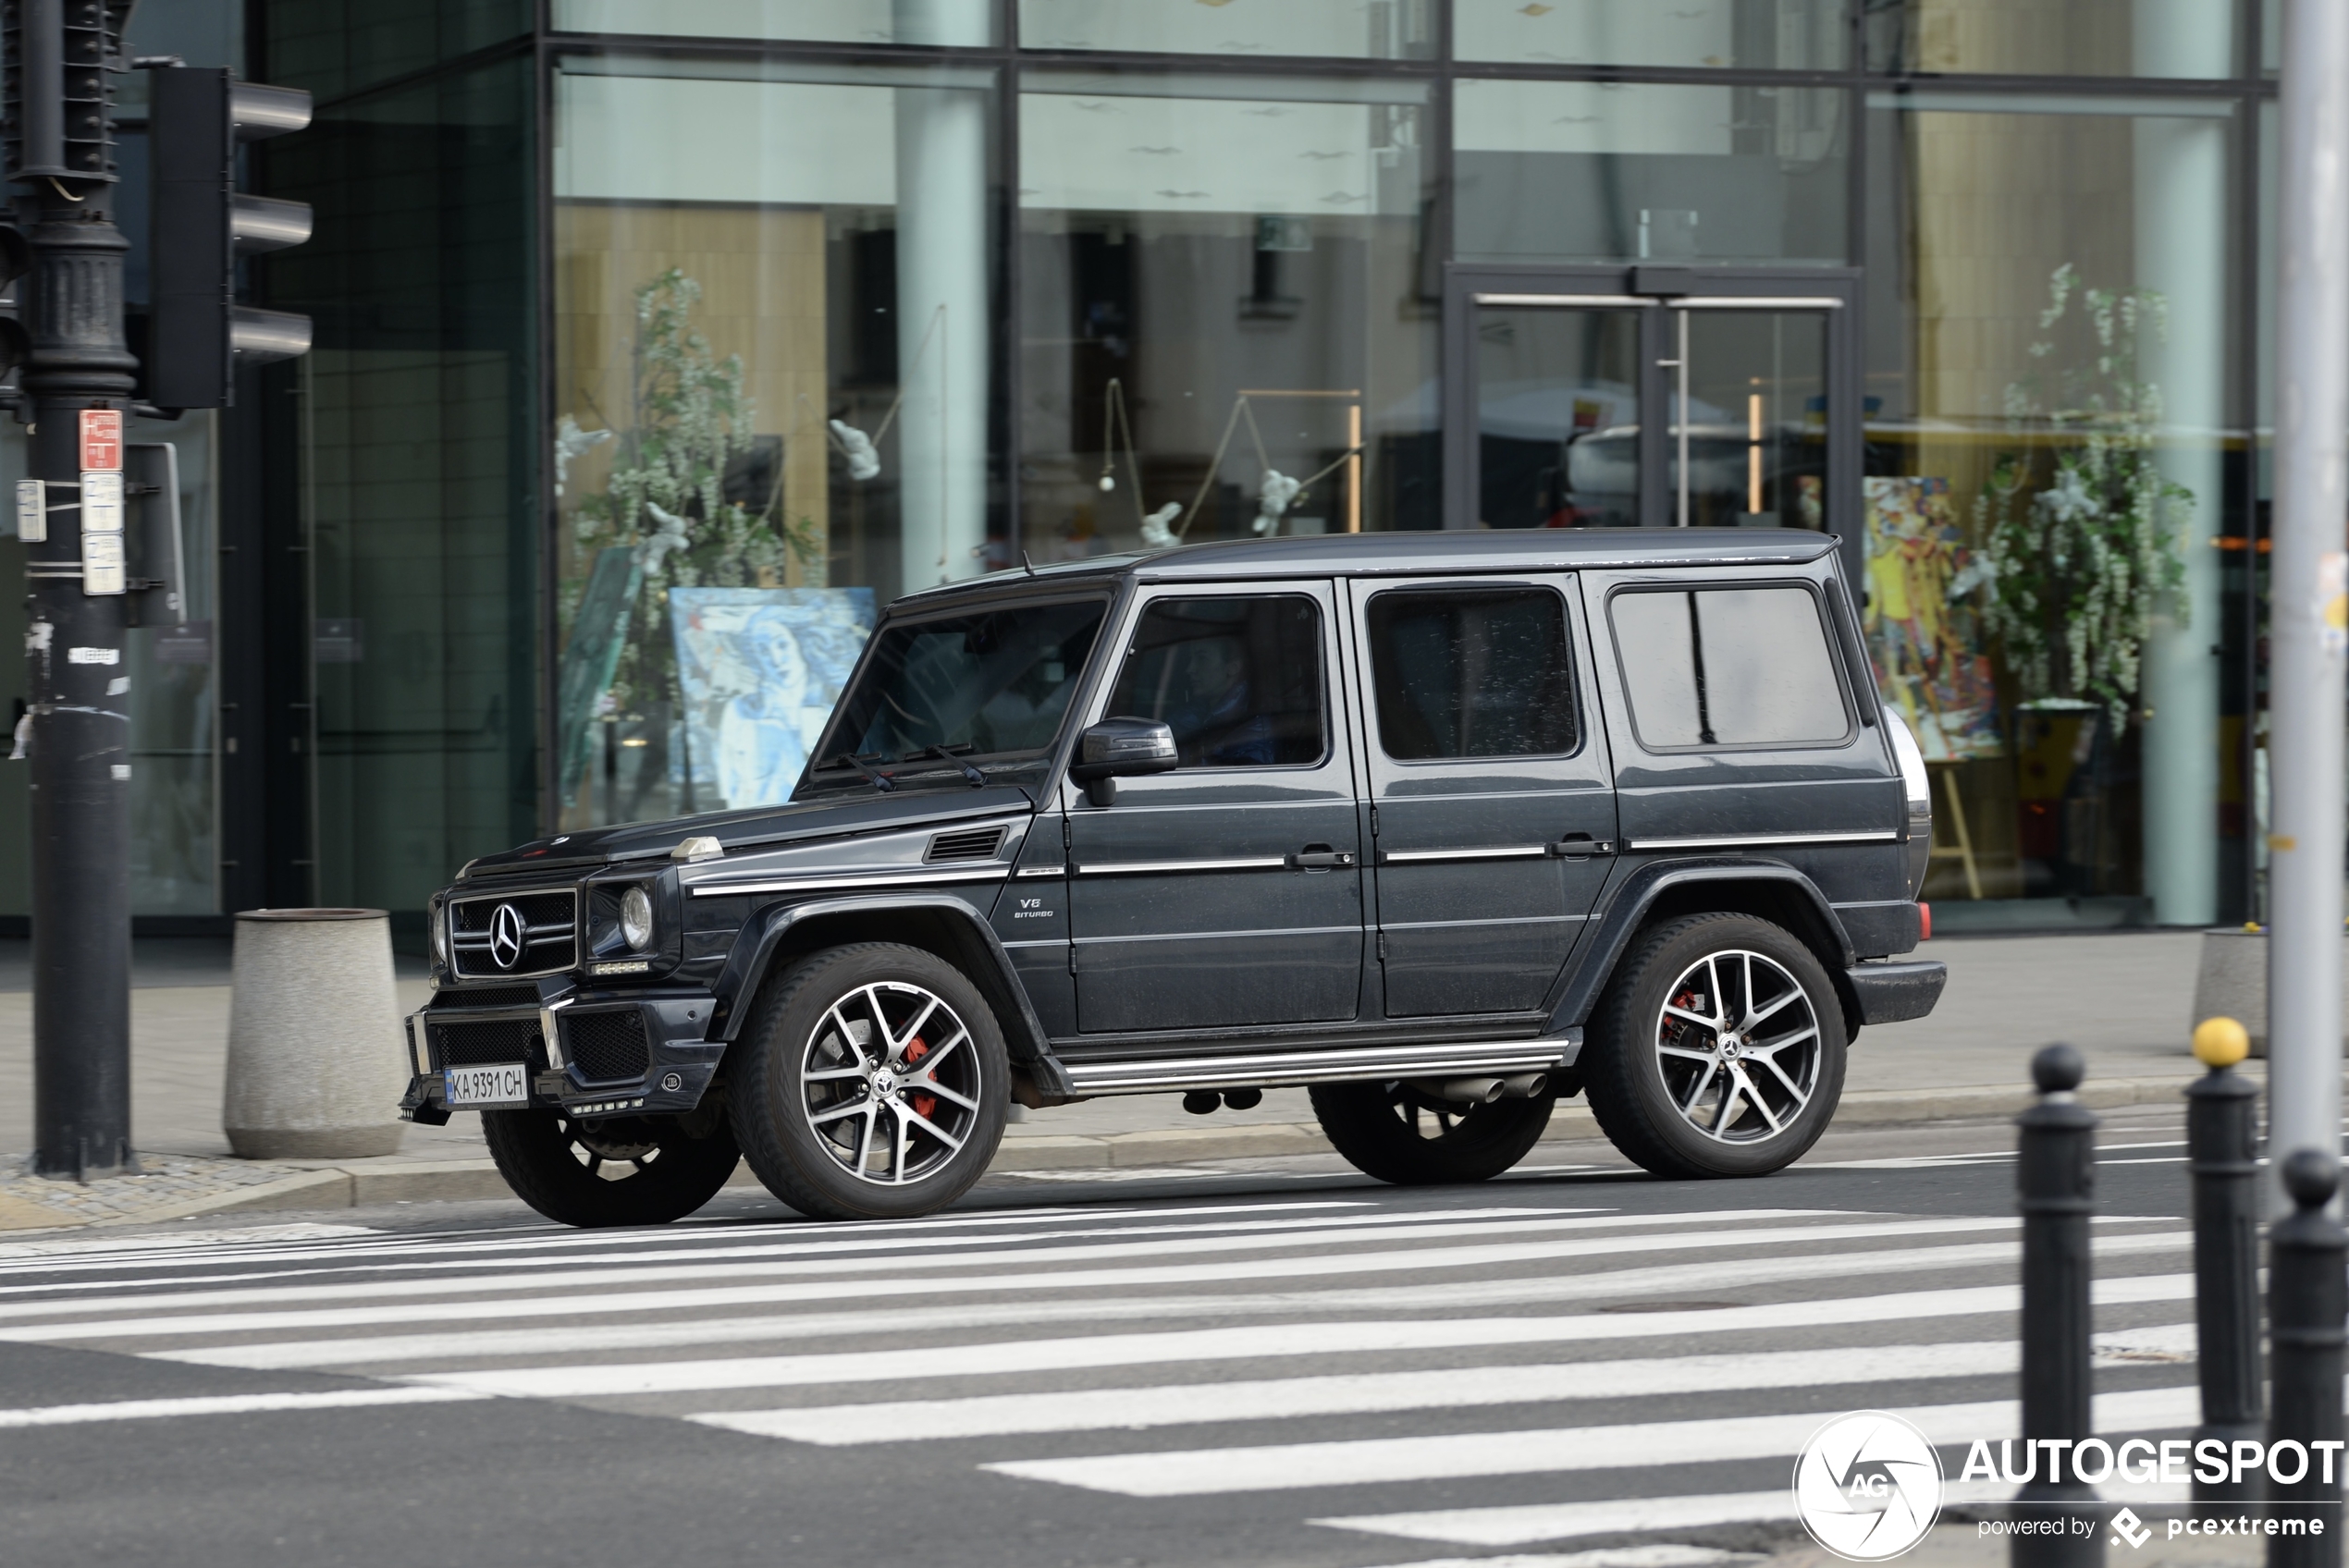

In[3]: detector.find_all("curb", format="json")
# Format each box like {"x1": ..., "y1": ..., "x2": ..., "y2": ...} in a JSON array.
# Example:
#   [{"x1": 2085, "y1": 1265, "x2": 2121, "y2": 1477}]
[{"x1": 0, "y1": 1066, "x2": 2254, "y2": 1231}]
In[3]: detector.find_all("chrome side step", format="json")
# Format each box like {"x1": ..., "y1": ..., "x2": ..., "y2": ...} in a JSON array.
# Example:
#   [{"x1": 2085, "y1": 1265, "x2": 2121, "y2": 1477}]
[{"x1": 1060, "y1": 1034, "x2": 1580, "y2": 1096}]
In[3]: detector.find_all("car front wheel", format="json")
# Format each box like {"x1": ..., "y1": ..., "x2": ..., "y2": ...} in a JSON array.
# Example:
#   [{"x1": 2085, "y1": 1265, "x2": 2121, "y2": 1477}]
[
  {"x1": 1310, "y1": 1080, "x2": 1555, "y2": 1184},
  {"x1": 729, "y1": 942, "x2": 1009, "y2": 1220},
  {"x1": 480, "y1": 1109, "x2": 741, "y2": 1228},
  {"x1": 1583, "y1": 913, "x2": 1846, "y2": 1179}
]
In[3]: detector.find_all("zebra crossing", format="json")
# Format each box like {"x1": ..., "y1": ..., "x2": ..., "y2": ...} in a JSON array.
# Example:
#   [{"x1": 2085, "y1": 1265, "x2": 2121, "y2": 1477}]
[{"x1": 0, "y1": 1193, "x2": 2201, "y2": 1552}]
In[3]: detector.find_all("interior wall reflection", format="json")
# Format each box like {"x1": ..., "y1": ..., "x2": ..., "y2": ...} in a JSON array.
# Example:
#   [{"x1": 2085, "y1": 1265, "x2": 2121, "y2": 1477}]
[
  {"x1": 1865, "y1": 97, "x2": 2238, "y2": 928},
  {"x1": 551, "y1": 62, "x2": 1000, "y2": 830},
  {"x1": 1018, "y1": 77, "x2": 1436, "y2": 559},
  {"x1": 1453, "y1": 0, "x2": 1844, "y2": 68},
  {"x1": 1454, "y1": 79, "x2": 1847, "y2": 265},
  {"x1": 1863, "y1": 0, "x2": 2238, "y2": 77}
]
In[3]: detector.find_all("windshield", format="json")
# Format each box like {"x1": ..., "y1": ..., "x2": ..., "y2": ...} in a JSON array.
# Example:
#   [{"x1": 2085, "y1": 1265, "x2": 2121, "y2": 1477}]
[{"x1": 816, "y1": 597, "x2": 1108, "y2": 769}]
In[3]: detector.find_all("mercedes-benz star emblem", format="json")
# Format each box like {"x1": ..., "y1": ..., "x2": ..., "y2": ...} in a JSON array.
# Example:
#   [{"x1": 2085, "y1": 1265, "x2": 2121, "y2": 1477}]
[{"x1": 487, "y1": 902, "x2": 528, "y2": 971}]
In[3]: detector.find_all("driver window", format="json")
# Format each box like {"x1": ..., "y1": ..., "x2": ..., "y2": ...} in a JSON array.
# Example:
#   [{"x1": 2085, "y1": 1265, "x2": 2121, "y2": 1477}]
[{"x1": 1105, "y1": 594, "x2": 1327, "y2": 768}]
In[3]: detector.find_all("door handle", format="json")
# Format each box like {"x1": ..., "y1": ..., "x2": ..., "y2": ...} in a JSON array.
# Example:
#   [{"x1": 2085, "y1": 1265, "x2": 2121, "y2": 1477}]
[
  {"x1": 1286, "y1": 847, "x2": 1357, "y2": 871},
  {"x1": 1550, "y1": 834, "x2": 1616, "y2": 859}
]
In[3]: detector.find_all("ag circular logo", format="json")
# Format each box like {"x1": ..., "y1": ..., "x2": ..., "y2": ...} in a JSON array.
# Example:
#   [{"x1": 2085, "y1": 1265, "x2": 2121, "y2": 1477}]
[
  {"x1": 487, "y1": 902, "x2": 527, "y2": 971},
  {"x1": 1793, "y1": 1410, "x2": 1944, "y2": 1562}
]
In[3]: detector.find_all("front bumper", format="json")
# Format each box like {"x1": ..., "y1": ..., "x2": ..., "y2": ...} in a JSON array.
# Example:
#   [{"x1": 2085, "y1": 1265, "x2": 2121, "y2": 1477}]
[{"x1": 400, "y1": 990, "x2": 723, "y2": 1124}]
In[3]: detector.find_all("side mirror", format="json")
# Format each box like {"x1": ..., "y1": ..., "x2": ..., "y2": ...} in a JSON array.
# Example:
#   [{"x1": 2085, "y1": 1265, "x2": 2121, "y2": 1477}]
[{"x1": 1068, "y1": 717, "x2": 1178, "y2": 806}]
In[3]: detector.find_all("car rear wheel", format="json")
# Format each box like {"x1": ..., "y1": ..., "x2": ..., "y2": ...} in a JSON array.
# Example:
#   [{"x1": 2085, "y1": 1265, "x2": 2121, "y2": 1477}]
[
  {"x1": 1310, "y1": 1080, "x2": 1556, "y2": 1184},
  {"x1": 729, "y1": 942, "x2": 1010, "y2": 1221},
  {"x1": 480, "y1": 1109, "x2": 741, "y2": 1228},
  {"x1": 1583, "y1": 912, "x2": 1846, "y2": 1179}
]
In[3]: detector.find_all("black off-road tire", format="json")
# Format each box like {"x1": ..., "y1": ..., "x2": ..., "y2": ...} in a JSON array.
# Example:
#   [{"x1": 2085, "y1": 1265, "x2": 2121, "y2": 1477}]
[
  {"x1": 729, "y1": 942, "x2": 1010, "y2": 1221},
  {"x1": 480, "y1": 1109, "x2": 741, "y2": 1228},
  {"x1": 1582, "y1": 912, "x2": 1847, "y2": 1179},
  {"x1": 1310, "y1": 1080, "x2": 1556, "y2": 1184}
]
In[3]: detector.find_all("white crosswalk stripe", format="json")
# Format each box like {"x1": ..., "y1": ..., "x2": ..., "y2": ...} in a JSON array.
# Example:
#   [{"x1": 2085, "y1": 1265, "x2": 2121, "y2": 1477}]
[{"x1": 0, "y1": 1195, "x2": 2202, "y2": 1551}]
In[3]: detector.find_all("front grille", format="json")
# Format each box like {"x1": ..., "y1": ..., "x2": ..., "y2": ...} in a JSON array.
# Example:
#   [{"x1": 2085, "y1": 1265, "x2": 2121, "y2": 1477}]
[
  {"x1": 926, "y1": 825, "x2": 1007, "y2": 864},
  {"x1": 449, "y1": 888, "x2": 578, "y2": 979},
  {"x1": 428, "y1": 986, "x2": 539, "y2": 1011},
  {"x1": 563, "y1": 1010, "x2": 650, "y2": 1082},
  {"x1": 428, "y1": 1018, "x2": 543, "y2": 1070}
]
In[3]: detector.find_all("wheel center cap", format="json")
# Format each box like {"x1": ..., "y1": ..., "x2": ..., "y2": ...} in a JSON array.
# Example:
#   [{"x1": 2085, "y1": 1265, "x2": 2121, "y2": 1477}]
[{"x1": 873, "y1": 1068, "x2": 899, "y2": 1095}]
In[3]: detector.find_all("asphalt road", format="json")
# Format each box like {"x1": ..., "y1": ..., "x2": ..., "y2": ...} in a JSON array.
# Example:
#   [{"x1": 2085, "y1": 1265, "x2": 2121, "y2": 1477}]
[{"x1": 0, "y1": 1105, "x2": 2226, "y2": 1567}]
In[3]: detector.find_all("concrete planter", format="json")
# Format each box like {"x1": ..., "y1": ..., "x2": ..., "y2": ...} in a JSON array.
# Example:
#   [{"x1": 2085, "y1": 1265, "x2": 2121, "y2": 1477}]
[
  {"x1": 2191, "y1": 926, "x2": 2349, "y2": 1059},
  {"x1": 224, "y1": 908, "x2": 407, "y2": 1159}
]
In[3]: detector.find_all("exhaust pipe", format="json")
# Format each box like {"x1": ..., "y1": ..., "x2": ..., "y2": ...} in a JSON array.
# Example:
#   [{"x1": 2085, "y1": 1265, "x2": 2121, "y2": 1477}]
[
  {"x1": 1413, "y1": 1077, "x2": 1506, "y2": 1105},
  {"x1": 1498, "y1": 1072, "x2": 1549, "y2": 1099}
]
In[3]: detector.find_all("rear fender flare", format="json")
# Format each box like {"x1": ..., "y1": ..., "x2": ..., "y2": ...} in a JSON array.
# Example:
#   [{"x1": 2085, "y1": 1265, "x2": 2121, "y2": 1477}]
[{"x1": 1549, "y1": 858, "x2": 1860, "y2": 1039}]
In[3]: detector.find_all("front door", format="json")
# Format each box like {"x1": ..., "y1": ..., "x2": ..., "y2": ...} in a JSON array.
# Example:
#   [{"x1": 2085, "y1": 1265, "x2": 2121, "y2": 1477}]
[
  {"x1": 1347, "y1": 573, "x2": 1617, "y2": 1018},
  {"x1": 1066, "y1": 581, "x2": 1365, "y2": 1035},
  {"x1": 1443, "y1": 264, "x2": 1863, "y2": 565}
]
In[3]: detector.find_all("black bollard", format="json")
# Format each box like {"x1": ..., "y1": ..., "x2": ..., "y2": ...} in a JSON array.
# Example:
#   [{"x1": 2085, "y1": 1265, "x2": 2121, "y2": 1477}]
[
  {"x1": 2015, "y1": 1043, "x2": 2103, "y2": 1568},
  {"x1": 2267, "y1": 1149, "x2": 2345, "y2": 1568},
  {"x1": 2188, "y1": 1018, "x2": 2265, "y2": 1505}
]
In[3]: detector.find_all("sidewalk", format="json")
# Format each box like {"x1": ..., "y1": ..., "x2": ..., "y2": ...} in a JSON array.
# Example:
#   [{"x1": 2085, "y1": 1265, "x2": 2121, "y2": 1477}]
[{"x1": 0, "y1": 930, "x2": 2222, "y2": 1227}]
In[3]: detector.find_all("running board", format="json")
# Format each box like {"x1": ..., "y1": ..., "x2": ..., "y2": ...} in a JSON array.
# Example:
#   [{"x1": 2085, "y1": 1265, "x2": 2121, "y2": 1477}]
[{"x1": 1059, "y1": 1034, "x2": 1581, "y2": 1096}]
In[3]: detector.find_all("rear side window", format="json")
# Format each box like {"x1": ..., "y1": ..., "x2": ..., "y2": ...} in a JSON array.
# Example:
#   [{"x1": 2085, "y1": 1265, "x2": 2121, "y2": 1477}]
[
  {"x1": 1608, "y1": 585, "x2": 1851, "y2": 750},
  {"x1": 1366, "y1": 587, "x2": 1577, "y2": 760},
  {"x1": 1105, "y1": 594, "x2": 1327, "y2": 768}
]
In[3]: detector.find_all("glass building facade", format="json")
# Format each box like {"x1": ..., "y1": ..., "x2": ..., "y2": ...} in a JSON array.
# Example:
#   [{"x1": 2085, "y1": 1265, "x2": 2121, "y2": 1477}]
[{"x1": 0, "y1": 0, "x2": 2285, "y2": 938}]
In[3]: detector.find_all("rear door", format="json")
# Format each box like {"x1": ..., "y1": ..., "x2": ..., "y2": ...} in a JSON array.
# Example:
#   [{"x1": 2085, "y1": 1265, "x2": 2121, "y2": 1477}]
[
  {"x1": 1348, "y1": 574, "x2": 1617, "y2": 1018},
  {"x1": 1065, "y1": 582, "x2": 1365, "y2": 1035}
]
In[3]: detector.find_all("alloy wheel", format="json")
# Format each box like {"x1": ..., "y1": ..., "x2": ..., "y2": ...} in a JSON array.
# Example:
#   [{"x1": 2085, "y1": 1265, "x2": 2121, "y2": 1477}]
[
  {"x1": 799, "y1": 981, "x2": 982, "y2": 1185},
  {"x1": 1652, "y1": 948, "x2": 1822, "y2": 1144}
]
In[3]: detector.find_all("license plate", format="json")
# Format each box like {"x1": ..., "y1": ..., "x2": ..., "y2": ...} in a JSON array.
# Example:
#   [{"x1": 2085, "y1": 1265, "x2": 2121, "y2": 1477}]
[{"x1": 443, "y1": 1063, "x2": 527, "y2": 1108}]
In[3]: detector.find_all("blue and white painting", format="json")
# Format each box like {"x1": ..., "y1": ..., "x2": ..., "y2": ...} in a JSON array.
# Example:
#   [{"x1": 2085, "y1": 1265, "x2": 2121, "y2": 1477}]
[{"x1": 669, "y1": 587, "x2": 875, "y2": 809}]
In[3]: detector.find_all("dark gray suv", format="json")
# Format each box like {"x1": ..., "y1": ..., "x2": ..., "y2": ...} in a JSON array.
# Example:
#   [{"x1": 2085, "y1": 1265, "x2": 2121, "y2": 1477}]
[{"x1": 407, "y1": 531, "x2": 1945, "y2": 1226}]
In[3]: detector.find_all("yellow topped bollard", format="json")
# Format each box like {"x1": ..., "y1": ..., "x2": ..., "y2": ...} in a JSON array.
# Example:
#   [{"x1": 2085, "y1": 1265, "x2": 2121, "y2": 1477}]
[{"x1": 2194, "y1": 1015, "x2": 2251, "y2": 1070}]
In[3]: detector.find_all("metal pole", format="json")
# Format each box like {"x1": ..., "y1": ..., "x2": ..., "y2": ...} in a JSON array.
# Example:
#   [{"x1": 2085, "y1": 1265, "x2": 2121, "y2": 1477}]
[
  {"x1": 2187, "y1": 1018, "x2": 2264, "y2": 1505},
  {"x1": 2267, "y1": 0, "x2": 2349, "y2": 1216},
  {"x1": 2014, "y1": 1044, "x2": 2102, "y2": 1568},
  {"x1": 22, "y1": 16, "x2": 138, "y2": 1178},
  {"x1": 2267, "y1": 1149, "x2": 2345, "y2": 1568}
]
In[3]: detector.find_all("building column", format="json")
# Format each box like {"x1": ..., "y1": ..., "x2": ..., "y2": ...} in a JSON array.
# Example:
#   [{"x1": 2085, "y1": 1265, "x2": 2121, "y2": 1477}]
[
  {"x1": 2134, "y1": 0, "x2": 2231, "y2": 925},
  {"x1": 894, "y1": 0, "x2": 990, "y2": 597}
]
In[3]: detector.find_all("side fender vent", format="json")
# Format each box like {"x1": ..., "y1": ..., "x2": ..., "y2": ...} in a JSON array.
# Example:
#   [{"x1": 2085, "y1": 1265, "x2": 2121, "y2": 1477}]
[{"x1": 926, "y1": 825, "x2": 1008, "y2": 864}]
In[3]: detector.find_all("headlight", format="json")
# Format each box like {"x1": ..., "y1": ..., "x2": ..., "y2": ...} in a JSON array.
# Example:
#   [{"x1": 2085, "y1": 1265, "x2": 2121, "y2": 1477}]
[
  {"x1": 621, "y1": 886, "x2": 655, "y2": 951},
  {"x1": 429, "y1": 901, "x2": 448, "y2": 965}
]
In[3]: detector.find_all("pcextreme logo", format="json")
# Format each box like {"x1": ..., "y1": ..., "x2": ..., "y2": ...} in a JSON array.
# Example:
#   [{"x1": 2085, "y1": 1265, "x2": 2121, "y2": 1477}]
[{"x1": 1794, "y1": 1411, "x2": 1946, "y2": 1562}]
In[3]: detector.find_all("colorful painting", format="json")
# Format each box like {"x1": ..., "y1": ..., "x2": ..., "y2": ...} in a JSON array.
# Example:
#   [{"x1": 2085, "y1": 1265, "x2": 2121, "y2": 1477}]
[
  {"x1": 1861, "y1": 476, "x2": 2002, "y2": 761},
  {"x1": 668, "y1": 587, "x2": 876, "y2": 810}
]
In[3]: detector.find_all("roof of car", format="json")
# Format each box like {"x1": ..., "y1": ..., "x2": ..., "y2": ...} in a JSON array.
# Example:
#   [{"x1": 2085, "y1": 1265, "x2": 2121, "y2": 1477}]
[{"x1": 900, "y1": 528, "x2": 1841, "y2": 606}]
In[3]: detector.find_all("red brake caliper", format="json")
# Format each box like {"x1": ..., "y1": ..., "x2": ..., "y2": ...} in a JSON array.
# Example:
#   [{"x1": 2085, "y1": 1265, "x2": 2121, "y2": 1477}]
[{"x1": 903, "y1": 1038, "x2": 938, "y2": 1121}]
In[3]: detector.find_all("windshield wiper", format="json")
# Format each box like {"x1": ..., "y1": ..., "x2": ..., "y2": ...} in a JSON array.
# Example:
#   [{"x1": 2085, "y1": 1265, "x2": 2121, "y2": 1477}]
[
  {"x1": 821, "y1": 752, "x2": 898, "y2": 793},
  {"x1": 916, "y1": 743, "x2": 989, "y2": 789}
]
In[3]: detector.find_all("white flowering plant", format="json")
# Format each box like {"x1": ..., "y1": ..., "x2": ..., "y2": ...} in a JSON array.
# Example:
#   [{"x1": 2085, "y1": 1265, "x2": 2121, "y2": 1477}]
[{"x1": 1974, "y1": 263, "x2": 2193, "y2": 738}]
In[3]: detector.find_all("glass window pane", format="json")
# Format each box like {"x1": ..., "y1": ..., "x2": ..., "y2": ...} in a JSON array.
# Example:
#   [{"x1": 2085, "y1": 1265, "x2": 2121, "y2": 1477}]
[
  {"x1": 1678, "y1": 310, "x2": 1828, "y2": 529},
  {"x1": 1456, "y1": 0, "x2": 1843, "y2": 68},
  {"x1": 1107, "y1": 596, "x2": 1326, "y2": 768},
  {"x1": 1863, "y1": 96, "x2": 2241, "y2": 919},
  {"x1": 1019, "y1": 0, "x2": 1432, "y2": 58},
  {"x1": 1020, "y1": 75, "x2": 1437, "y2": 554},
  {"x1": 1609, "y1": 587, "x2": 1850, "y2": 750},
  {"x1": 1455, "y1": 80, "x2": 1848, "y2": 265},
  {"x1": 1475, "y1": 307, "x2": 1641, "y2": 530},
  {"x1": 554, "y1": 0, "x2": 996, "y2": 45},
  {"x1": 552, "y1": 56, "x2": 1002, "y2": 827},
  {"x1": 823, "y1": 600, "x2": 1107, "y2": 768},
  {"x1": 1367, "y1": 588, "x2": 1577, "y2": 760},
  {"x1": 1864, "y1": 0, "x2": 2237, "y2": 77}
]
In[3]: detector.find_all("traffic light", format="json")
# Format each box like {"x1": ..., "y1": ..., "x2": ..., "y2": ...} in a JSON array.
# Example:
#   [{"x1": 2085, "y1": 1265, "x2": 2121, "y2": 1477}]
[
  {"x1": 3, "y1": 0, "x2": 133, "y2": 184},
  {"x1": 146, "y1": 67, "x2": 311, "y2": 410}
]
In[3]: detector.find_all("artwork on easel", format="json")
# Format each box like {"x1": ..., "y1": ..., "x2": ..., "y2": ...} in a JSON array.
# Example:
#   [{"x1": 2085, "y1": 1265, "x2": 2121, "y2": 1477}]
[{"x1": 1851, "y1": 476, "x2": 2003, "y2": 761}]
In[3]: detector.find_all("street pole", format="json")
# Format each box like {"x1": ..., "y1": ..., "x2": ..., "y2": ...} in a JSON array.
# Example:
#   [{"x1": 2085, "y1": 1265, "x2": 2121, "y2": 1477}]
[
  {"x1": 15, "y1": 3, "x2": 138, "y2": 1178},
  {"x1": 2267, "y1": 0, "x2": 2349, "y2": 1214}
]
